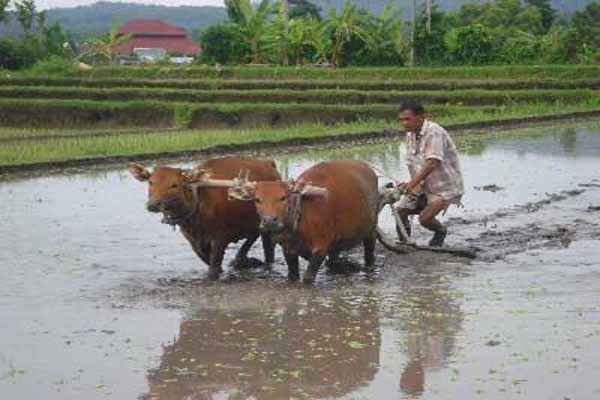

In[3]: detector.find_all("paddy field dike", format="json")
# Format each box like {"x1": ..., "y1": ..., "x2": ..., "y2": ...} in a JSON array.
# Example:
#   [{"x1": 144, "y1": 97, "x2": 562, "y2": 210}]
[{"x1": 1, "y1": 64, "x2": 599, "y2": 170}]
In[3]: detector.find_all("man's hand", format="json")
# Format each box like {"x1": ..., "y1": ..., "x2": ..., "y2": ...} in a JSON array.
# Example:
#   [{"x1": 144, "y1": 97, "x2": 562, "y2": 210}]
[{"x1": 398, "y1": 180, "x2": 419, "y2": 195}]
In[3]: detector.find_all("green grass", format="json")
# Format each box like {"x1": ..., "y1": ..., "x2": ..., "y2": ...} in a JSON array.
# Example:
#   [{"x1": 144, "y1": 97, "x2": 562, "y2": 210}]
[
  {"x1": 0, "y1": 85, "x2": 596, "y2": 105},
  {"x1": 62, "y1": 64, "x2": 600, "y2": 81},
  {"x1": 8, "y1": 64, "x2": 600, "y2": 81},
  {"x1": 3, "y1": 93, "x2": 600, "y2": 131},
  {"x1": 2, "y1": 76, "x2": 599, "y2": 91},
  {"x1": 2, "y1": 101, "x2": 599, "y2": 166}
]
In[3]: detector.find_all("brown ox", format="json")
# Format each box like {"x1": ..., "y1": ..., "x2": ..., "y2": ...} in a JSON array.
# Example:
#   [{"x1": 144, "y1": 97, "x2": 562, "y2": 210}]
[
  {"x1": 229, "y1": 160, "x2": 379, "y2": 284},
  {"x1": 128, "y1": 158, "x2": 281, "y2": 280}
]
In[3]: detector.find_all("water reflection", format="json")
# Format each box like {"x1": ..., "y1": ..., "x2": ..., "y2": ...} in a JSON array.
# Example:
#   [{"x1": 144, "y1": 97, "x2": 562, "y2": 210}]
[
  {"x1": 558, "y1": 127, "x2": 577, "y2": 156},
  {"x1": 145, "y1": 293, "x2": 381, "y2": 399},
  {"x1": 393, "y1": 270, "x2": 463, "y2": 398}
]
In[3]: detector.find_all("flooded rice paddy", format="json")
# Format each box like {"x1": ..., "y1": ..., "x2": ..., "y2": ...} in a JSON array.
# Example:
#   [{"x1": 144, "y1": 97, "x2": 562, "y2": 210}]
[{"x1": 1, "y1": 122, "x2": 599, "y2": 399}]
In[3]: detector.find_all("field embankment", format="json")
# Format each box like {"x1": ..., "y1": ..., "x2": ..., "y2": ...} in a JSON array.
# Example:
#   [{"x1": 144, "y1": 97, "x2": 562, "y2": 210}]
[{"x1": 1, "y1": 65, "x2": 599, "y2": 170}]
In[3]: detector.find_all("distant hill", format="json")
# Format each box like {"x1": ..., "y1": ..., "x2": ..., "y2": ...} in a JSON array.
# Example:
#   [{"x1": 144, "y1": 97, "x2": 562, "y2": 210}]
[
  {"x1": 47, "y1": 1, "x2": 227, "y2": 39},
  {"x1": 0, "y1": 1, "x2": 595, "y2": 39}
]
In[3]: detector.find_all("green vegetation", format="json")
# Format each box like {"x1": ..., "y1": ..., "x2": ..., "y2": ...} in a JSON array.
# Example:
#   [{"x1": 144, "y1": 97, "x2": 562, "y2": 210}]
[
  {"x1": 2, "y1": 0, "x2": 600, "y2": 71},
  {"x1": 1, "y1": 1, "x2": 599, "y2": 171},
  {"x1": 2, "y1": 102, "x2": 599, "y2": 167},
  {"x1": 0, "y1": 85, "x2": 597, "y2": 106},
  {"x1": 2, "y1": 75, "x2": 599, "y2": 91},
  {"x1": 14, "y1": 64, "x2": 599, "y2": 81}
]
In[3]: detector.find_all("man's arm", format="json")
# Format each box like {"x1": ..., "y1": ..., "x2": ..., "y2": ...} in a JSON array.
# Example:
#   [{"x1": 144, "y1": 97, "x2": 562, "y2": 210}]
[{"x1": 401, "y1": 158, "x2": 440, "y2": 194}]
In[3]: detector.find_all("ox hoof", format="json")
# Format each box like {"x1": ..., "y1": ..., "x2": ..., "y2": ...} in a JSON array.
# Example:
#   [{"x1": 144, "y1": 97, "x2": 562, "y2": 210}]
[
  {"x1": 302, "y1": 271, "x2": 317, "y2": 285},
  {"x1": 232, "y1": 257, "x2": 263, "y2": 270},
  {"x1": 207, "y1": 269, "x2": 221, "y2": 281},
  {"x1": 288, "y1": 272, "x2": 300, "y2": 282}
]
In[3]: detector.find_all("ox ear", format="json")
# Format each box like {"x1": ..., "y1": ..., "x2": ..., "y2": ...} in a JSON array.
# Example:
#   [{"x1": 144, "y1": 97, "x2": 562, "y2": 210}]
[{"x1": 128, "y1": 162, "x2": 151, "y2": 182}]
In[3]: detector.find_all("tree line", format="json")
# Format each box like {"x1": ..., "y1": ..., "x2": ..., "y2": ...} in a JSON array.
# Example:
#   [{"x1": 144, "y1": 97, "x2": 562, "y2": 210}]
[
  {"x1": 1, "y1": 0, "x2": 599, "y2": 71},
  {"x1": 0, "y1": 0, "x2": 72, "y2": 70},
  {"x1": 199, "y1": 0, "x2": 600, "y2": 66}
]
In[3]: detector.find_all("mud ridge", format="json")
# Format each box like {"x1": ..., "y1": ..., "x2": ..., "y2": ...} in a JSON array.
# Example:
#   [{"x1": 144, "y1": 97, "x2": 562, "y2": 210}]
[
  {"x1": 466, "y1": 218, "x2": 600, "y2": 261},
  {"x1": 447, "y1": 187, "x2": 589, "y2": 227}
]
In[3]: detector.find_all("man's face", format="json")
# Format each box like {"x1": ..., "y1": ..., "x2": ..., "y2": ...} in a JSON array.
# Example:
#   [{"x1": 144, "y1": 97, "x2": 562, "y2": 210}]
[{"x1": 398, "y1": 110, "x2": 425, "y2": 132}]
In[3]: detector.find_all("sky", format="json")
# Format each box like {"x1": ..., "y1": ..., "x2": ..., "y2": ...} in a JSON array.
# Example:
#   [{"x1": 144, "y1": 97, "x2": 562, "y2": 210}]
[{"x1": 36, "y1": 0, "x2": 225, "y2": 10}]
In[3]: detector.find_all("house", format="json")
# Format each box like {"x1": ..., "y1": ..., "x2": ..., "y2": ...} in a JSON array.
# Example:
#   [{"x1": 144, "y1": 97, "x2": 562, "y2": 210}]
[{"x1": 114, "y1": 20, "x2": 201, "y2": 64}]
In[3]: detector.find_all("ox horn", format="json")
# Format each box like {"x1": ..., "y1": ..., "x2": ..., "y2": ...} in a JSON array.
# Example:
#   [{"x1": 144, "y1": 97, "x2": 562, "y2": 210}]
[
  {"x1": 295, "y1": 181, "x2": 328, "y2": 197},
  {"x1": 184, "y1": 168, "x2": 237, "y2": 189}
]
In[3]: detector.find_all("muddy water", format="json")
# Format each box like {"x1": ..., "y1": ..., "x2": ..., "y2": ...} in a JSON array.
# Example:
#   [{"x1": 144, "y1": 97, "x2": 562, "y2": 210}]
[{"x1": 1, "y1": 122, "x2": 599, "y2": 399}]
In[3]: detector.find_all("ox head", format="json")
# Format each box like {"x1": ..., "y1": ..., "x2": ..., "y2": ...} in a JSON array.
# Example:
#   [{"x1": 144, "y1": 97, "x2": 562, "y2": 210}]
[
  {"x1": 128, "y1": 162, "x2": 234, "y2": 225},
  {"x1": 228, "y1": 175, "x2": 328, "y2": 233}
]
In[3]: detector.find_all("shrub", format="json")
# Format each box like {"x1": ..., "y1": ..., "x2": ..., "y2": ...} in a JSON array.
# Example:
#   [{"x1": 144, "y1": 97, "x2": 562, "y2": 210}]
[
  {"x1": 445, "y1": 24, "x2": 494, "y2": 65},
  {"x1": 28, "y1": 55, "x2": 78, "y2": 76}
]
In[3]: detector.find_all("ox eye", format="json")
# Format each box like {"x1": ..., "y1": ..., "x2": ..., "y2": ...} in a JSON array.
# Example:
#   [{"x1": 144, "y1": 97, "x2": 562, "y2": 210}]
[
  {"x1": 280, "y1": 196, "x2": 287, "y2": 202},
  {"x1": 255, "y1": 198, "x2": 261, "y2": 204},
  {"x1": 171, "y1": 183, "x2": 178, "y2": 189}
]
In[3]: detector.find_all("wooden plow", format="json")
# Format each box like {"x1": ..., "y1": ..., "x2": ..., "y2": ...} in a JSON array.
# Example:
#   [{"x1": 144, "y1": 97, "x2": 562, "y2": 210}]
[{"x1": 377, "y1": 186, "x2": 479, "y2": 259}]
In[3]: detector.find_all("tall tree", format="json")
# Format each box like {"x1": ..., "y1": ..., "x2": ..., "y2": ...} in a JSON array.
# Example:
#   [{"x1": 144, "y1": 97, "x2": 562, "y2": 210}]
[
  {"x1": 571, "y1": 2, "x2": 600, "y2": 51},
  {"x1": 0, "y1": 0, "x2": 10, "y2": 24},
  {"x1": 15, "y1": 0, "x2": 36, "y2": 35},
  {"x1": 525, "y1": 0, "x2": 556, "y2": 33},
  {"x1": 288, "y1": 0, "x2": 321, "y2": 20}
]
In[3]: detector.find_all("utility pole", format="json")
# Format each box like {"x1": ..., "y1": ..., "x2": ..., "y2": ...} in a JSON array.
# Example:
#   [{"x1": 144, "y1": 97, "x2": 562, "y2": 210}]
[
  {"x1": 410, "y1": 0, "x2": 416, "y2": 67},
  {"x1": 282, "y1": 0, "x2": 289, "y2": 65}
]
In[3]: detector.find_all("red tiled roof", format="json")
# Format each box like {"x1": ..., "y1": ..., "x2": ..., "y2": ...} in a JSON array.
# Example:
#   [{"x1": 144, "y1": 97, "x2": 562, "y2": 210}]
[
  {"x1": 118, "y1": 20, "x2": 187, "y2": 36},
  {"x1": 114, "y1": 37, "x2": 201, "y2": 56}
]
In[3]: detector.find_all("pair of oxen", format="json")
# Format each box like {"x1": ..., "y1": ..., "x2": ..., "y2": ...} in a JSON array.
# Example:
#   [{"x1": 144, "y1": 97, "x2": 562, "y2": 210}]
[{"x1": 128, "y1": 157, "x2": 382, "y2": 284}]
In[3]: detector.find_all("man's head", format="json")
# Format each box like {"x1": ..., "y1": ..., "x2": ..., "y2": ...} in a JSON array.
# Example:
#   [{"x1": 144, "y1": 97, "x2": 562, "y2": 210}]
[{"x1": 398, "y1": 100, "x2": 426, "y2": 133}]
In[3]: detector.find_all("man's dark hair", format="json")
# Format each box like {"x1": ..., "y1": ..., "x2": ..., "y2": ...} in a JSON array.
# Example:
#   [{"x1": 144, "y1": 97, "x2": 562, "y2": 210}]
[{"x1": 399, "y1": 100, "x2": 425, "y2": 115}]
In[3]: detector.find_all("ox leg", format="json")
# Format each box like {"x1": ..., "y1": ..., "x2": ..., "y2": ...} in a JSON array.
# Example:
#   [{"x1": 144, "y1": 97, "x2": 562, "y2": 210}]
[
  {"x1": 327, "y1": 250, "x2": 340, "y2": 267},
  {"x1": 261, "y1": 233, "x2": 276, "y2": 265},
  {"x1": 363, "y1": 233, "x2": 376, "y2": 270},
  {"x1": 208, "y1": 240, "x2": 227, "y2": 281},
  {"x1": 233, "y1": 233, "x2": 259, "y2": 269},
  {"x1": 284, "y1": 250, "x2": 300, "y2": 281},
  {"x1": 303, "y1": 253, "x2": 326, "y2": 285}
]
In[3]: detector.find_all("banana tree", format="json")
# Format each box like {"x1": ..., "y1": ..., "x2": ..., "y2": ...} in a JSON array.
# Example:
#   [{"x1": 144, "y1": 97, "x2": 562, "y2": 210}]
[
  {"x1": 225, "y1": 0, "x2": 273, "y2": 63},
  {"x1": 287, "y1": 16, "x2": 327, "y2": 64},
  {"x1": 362, "y1": 4, "x2": 406, "y2": 65},
  {"x1": 324, "y1": 2, "x2": 371, "y2": 67},
  {"x1": 77, "y1": 21, "x2": 131, "y2": 64}
]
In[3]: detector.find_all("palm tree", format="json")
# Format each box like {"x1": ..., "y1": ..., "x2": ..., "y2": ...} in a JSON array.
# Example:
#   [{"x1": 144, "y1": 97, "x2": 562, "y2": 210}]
[
  {"x1": 324, "y1": 2, "x2": 371, "y2": 67},
  {"x1": 77, "y1": 21, "x2": 131, "y2": 64},
  {"x1": 225, "y1": 0, "x2": 273, "y2": 63}
]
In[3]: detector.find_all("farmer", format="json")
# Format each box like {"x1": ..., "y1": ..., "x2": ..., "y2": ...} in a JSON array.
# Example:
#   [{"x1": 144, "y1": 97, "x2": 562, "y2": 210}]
[{"x1": 395, "y1": 100, "x2": 464, "y2": 247}]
